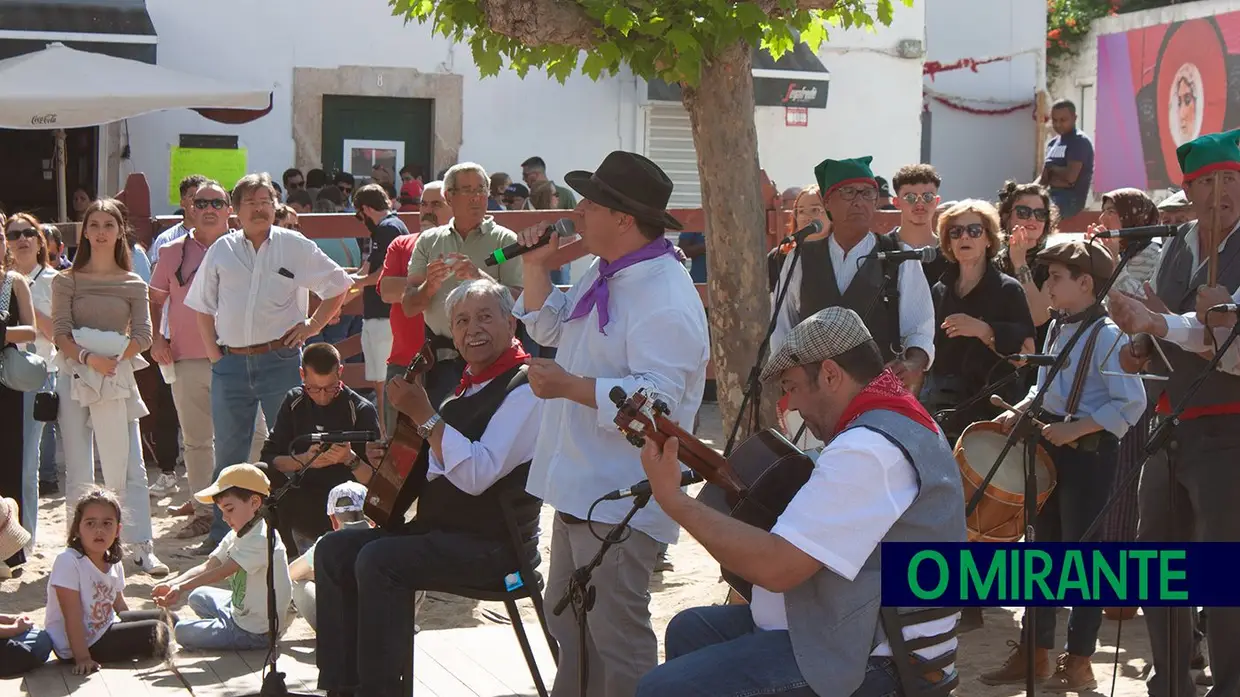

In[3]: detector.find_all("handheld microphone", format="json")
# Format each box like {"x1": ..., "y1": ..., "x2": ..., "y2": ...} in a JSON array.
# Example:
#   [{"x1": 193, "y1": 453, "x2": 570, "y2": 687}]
[
  {"x1": 869, "y1": 246, "x2": 939, "y2": 263},
  {"x1": 484, "y1": 218, "x2": 575, "y2": 266},
  {"x1": 305, "y1": 430, "x2": 380, "y2": 444},
  {"x1": 1090, "y1": 224, "x2": 1180, "y2": 241},
  {"x1": 780, "y1": 219, "x2": 823, "y2": 245},
  {"x1": 601, "y1": 471, "x2": 704, "y2": 501},
  {"x1": 1005, "y1": 353, "x2": 1059, "y2": 367}
]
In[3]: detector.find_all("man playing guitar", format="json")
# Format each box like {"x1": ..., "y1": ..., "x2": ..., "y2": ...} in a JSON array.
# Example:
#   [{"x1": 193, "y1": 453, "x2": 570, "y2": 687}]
[
  {"x1": 633, "y1": 307, "x2": 965, "y2": 697},
  {"x1": 312, "y1": 277, "x2": 544, "y2": 697}
]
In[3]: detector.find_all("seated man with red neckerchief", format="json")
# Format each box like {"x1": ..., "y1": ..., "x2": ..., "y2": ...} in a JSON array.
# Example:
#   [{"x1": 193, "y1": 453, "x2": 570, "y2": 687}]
[
  {"x1": 312, "y1": 277, "x2": 545, "y2": 697},
  {"x1": 635, "y1": 307, "x2": 966, "y2": 697}
]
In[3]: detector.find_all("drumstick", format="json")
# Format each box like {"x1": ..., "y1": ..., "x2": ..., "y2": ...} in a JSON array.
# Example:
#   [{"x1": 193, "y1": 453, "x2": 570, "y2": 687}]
[
  {"x1": 1209, "y1": 175, "x2": 1221, "y2": 286},
  {"x1": 989, "y1": 395, "x2": 1078, "y2": 449}
]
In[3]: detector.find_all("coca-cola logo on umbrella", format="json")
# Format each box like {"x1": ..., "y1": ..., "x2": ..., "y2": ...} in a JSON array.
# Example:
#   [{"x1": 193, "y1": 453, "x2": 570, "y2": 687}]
[{"x1": 30, "y1": 114, "x2": 57, "y2": 126}]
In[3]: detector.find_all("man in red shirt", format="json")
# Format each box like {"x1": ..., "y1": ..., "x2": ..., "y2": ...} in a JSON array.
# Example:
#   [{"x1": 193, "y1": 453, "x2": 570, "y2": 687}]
[{"x1": 377, "y1": 181, "x2": 450, "y2": 433}]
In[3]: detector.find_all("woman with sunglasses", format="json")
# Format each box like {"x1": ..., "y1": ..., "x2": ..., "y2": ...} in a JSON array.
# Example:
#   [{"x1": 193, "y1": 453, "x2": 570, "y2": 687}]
[
  {"x1": 997, "y1": 181, "x2": 1058, "y2": 353},
  {"x1": 5, "y1": 215, "x2": 61, "y2": 542}
]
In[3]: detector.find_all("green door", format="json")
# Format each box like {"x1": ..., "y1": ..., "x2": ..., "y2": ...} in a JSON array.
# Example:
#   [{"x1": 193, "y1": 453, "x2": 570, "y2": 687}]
[{"x1": 321, "y1": 95, "x2": 433, "y2": 180}]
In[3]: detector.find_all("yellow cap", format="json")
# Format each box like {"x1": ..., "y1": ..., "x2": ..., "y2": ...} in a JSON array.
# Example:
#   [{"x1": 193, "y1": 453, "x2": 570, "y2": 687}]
[{"x1": 195, "y1": 463, "x2": 271, "y2": 503}]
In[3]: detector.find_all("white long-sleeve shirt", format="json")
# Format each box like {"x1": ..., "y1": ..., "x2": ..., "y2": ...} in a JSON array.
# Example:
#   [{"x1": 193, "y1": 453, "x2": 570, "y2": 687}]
[
  {"x1": 772, "y1": 232, "x2": 936, "y2": 366},
  {"x1": 427, "y1": 381, "x2": 544, "y2": 494},
  {"x1": 515, "y1": 254, "x2": 710, "y2": 544}
]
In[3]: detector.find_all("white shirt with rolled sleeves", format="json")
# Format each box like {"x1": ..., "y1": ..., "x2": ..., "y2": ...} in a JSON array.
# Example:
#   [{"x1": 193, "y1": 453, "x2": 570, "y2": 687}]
[
  {"x1": 427, "y1": 381, "x2": 544, "y2": 494},
  {"x1": 514, "y1": 254, "x2": 710, "y2": 544},
  {"x1": 184, "y1": 226, "x2": 352, "y2": 348},
  {"x1": 772, "y1": 232, "x2": 936, "y2": 366}
]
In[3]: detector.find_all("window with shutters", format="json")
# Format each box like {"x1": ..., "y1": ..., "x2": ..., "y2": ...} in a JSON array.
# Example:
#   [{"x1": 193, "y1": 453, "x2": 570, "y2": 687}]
[{"x1": 643, "y1": 104, "x2": 702, "y2": 208}]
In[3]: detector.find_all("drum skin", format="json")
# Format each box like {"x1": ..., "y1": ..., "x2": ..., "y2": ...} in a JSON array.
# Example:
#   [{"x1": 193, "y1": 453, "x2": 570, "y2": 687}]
[{"x1": 954, "y1": 421, "x2": 1057, "y2": 542}]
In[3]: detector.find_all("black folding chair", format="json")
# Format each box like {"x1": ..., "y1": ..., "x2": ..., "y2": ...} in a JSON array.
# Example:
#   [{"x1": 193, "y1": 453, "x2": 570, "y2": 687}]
[{"x1": 880, "y1": 607, "x2": 961, "y2": 697}]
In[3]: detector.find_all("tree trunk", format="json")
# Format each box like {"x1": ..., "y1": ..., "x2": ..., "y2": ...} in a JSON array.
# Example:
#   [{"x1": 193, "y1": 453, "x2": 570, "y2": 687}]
[{"x1": 682, "y1": 41, "x2": 775, "y2": 445}]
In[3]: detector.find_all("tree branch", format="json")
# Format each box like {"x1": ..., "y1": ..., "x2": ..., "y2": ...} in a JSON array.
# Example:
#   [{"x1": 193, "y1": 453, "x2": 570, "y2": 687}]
[
  {"x1": 478, "y1": 0, "x2": 600, "y2": 48},
  {"x1": 757, "y1": 0, "x2": 837, "y2": 14}
]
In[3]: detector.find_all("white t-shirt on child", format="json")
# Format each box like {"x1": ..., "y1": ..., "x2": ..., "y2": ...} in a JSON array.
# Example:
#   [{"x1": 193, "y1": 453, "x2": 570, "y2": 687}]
[
  {"x1": 44, "y1": 549, "x2": 125, "y2": 658},
  {"x1": 209, "y1": 520, "x2": 293, "y2": 636}
]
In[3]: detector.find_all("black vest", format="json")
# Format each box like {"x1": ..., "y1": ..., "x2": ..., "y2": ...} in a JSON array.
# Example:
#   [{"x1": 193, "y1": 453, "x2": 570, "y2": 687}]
[
  {"x1": 415, "y1": 365, "x2": 542, "y2": 542},
  {"x1": 798, "y1": 232, "x2": 902, "y2": 361}
]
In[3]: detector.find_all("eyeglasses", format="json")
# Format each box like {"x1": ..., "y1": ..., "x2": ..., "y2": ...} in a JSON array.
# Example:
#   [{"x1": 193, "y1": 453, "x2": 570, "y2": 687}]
[
  {"x1": 1014, "y1": 205, "x2": 1049, "y2": 222},
  {"x1": 304, "y1": 381, "x2": 344, "y2": 398},
  {"x1": 835, "y1": 187, "x2": 878, "y2": 202},
  {"x1": 4, "y1": 227, "x2": 38, "y2": 241},
  {"x1": 193, "y1": 198, "x2": 228, "y2": 210},
  {"x1": 901, "y1": 192, "x2": 938, "y2": 205},
  {"x1": 450, "y1": 187, "x2": 489, "y2": 197},
  {"x1": 947, "y1": 223, "x2": 986, "y2": 239},
  {"x1": 175, "y1": 250, "x2": 200, "y2": 286}
]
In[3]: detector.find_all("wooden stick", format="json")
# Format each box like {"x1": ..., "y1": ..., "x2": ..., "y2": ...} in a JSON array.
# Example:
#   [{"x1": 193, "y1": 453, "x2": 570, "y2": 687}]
[
  {"x1": 1209, "y1": 175, "x2": 1222, "y2": 286},
  {"x1": 989, "y1": 395, "x2": 1078, "y2": 449}
]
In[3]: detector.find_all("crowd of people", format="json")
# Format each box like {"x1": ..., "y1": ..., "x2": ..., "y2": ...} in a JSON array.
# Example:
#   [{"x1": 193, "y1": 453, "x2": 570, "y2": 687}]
[{"x1": 0, "y1": 100, "x2": 1237, "y2": 697}]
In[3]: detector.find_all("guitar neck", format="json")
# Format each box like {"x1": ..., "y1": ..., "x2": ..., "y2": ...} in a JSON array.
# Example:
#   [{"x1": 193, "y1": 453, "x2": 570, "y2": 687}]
[{"x1": 650, "y1": 413, "x2": 748, "y2": 497}]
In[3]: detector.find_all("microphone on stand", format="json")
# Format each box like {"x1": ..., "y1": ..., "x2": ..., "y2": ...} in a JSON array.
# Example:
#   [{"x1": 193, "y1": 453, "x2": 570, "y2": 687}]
[
  {"x1": 780, "y1": 220, "x2": 823, "y2": 245},
  {"x1": 1089, "y1": 224, "x2": 1180, "y2": 241},
  {"x1": 867, "y1": 246, "x2": 940, "y2": 263},
  {"x1": 1004, "y1": 353, "x2": 1059, "y2": 367},
  {"x1": 601, "y1": 471, "x2": 704, "y2": 501}
]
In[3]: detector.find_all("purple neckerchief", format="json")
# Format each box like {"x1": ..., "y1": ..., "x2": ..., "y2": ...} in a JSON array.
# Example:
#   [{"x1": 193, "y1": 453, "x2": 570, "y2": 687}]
[{"x1": 567, "y1": 237, "x2": 677, "y2": 333}]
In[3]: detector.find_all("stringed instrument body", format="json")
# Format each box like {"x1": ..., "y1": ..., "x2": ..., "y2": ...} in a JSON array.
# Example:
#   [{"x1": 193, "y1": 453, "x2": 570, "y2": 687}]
[
  {"x1": 611, "y1": 387, "x2": 815, "y2": 600},
  {"x1": 365, "y1": 343, "x2": 435, "y2": 528}
]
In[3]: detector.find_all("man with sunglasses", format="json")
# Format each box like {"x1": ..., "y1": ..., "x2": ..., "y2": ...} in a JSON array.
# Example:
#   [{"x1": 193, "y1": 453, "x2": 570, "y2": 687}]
[
  {"x1": 890, "y1": 164, "x2": 948, "y2": 286},
  {"x1": 260, "y1": 342, "x2": 378, "y2": 554},
  {"x1": 150, "y1": 174, "x2": 209, "y2": 266},
  {"x1": 772, "y1": 156, "x2": 936, "y2": 394},
  {"x1": 334, "y1": 172, "x2": 357, "y2": 212}
]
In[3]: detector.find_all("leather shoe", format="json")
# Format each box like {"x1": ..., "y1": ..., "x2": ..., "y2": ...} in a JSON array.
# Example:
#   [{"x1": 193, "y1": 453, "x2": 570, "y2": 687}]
[{"x1": 167, "y1": 501, "x2": 194, "y2": 517}]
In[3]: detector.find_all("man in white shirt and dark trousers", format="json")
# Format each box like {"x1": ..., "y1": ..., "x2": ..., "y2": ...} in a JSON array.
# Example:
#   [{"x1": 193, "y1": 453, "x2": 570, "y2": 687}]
[
  {"x1": 635, "y1": 307, "x2": 964, "y2": 697},
  {"x1": 512, "y1": 151, "x2": 710, "y2": 697},
  {"x1": 185, "y1": 172, "x2": 353, "y2": 551}
]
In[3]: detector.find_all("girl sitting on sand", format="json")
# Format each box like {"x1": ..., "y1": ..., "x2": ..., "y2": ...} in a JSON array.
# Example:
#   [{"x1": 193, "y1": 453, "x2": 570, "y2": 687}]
[{"x1": 44, "y1": 487, "x2": 176, "y2": 674}]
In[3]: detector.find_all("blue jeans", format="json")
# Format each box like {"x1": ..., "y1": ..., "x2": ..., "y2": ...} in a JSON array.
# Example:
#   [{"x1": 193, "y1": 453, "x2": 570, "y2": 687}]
[
  {"x1": 0, "y1": 628, "x2": 52, "y2": 677},
  {"x1": 174, "y1": 587, "x2": 269, "y2": 651},
  {"x1": 314, "y1": 526, "x2": 516, "y2": 696},
  {"x1": 208, "y1": 348, "x2": 301, "y2": 543},
  {"x1": 1050, "y1": 190, "x2": 1085, "y2": 219},
  {"x1": 37, "y1": 373, "x2": 59, "y2": 484},
  {"x1": 311, "y1": 315, "x2": 364, "y2": 364},
  {"x1": 637, "y1": 605, "x2": 905, "y2": 697},
  {"x1": 20, "y1": 389, "x2": 42, "y2": 542}
]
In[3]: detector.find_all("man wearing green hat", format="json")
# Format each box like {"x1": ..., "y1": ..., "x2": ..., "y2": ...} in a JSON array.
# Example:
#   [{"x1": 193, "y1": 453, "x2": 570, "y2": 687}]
[
  {"x1": 772, "y1": 156, "x2": 936, "y2": 393},
  {"x1": 1108, "y1": 128, "x2": 1240, "y2": 697}
]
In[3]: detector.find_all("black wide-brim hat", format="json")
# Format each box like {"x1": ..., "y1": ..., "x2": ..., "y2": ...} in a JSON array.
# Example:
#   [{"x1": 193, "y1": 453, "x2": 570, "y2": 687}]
[{"x1": 564, "y1": 151, "x2": 684, "y2": 230}]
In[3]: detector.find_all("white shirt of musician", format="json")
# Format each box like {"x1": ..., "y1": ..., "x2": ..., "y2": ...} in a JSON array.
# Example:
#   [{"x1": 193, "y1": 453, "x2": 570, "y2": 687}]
[
  {"x1": 185, "y1": 226, "x2": 352, "y2": 348},
  {"x1": 427, "y1": 381, "x2": 543, "y2": 492},
  {"x1": 771, "y1": 232, "x2": 937, "y2": 366},
  {"x1": 750, "y1": 426, "x2": 958, "y2": 664}
]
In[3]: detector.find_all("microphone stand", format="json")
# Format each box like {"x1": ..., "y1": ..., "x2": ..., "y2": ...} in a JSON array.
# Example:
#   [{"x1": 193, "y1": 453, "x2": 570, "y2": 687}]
[
  {"x1": 245, "y1": 435, "x2": 325, "y2": 697},
  {"x1": 962, "y1": 239, "x2": 1149, "y2": 697},
  {"x1": 552, "y1": 493, "x2": 652, "y2": 697},
  {"x1": 723, "y1": 233, "x2": 806, "y2": 456}
]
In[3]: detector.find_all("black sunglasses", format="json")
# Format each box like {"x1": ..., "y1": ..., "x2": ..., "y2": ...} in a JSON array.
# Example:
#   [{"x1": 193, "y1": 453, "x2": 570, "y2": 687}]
[
  {"x1": 193, "y1": 198, "x2": 228, "y2": 210},
  {"x1": 1014, "y1": 204, "x2": 1049, "y2": 222},
  {"x1": 4, "y1": 227, "x2": 39, "y2": 241},
  {"x1": 947, "y1": 223, "x2": 986, "y2": 240}
]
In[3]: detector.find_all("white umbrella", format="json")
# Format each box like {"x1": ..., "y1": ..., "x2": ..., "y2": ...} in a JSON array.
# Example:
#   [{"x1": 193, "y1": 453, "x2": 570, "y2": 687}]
[{"x1": 0, "y1": 42, "x2": 271, "y2": 220}]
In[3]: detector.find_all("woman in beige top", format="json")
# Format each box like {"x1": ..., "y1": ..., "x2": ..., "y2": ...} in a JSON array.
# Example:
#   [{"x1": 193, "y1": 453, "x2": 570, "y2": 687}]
[{"x1": 53, "y1": 199, "x2": 166, "y2": 576}]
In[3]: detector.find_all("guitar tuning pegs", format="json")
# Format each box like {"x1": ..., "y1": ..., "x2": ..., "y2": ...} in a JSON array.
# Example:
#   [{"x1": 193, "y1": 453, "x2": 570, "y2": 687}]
[
  {"x1": 652, "y1": 399, "x2": 670, "y2": 415},
  {"x1": 627, "y1": 433, "x2": 646, "y2": 448},
  {"x1": 609, "y1": 386, "x2": 628, "y2": 408}
]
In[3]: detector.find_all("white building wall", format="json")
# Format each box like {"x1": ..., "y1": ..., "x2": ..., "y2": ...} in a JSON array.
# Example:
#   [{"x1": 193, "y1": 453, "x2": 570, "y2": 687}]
[
  {"x1": 923, "y1": 0, "x2": 1046, "y2": 201},
  {"x1": 128, "y1": 0, "x2": 633, "y2": 213},
  {"x1": 755, "y1": 1, "x2": 927, "y2": 191}
]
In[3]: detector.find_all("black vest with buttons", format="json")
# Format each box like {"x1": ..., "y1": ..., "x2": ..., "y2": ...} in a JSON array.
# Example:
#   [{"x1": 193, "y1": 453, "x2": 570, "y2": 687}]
[{"x1": 415, "y1": 365, "x2": 541, "y2": 542}]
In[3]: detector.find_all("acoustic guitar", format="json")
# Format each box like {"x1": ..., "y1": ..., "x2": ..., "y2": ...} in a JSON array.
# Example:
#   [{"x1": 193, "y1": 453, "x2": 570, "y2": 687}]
[
  {"x1": 610, "y1": 386, "x2": 815, "y2": 600},
  {"x1": 364, "y1": 343, "x2": 436, "y2": 528}
]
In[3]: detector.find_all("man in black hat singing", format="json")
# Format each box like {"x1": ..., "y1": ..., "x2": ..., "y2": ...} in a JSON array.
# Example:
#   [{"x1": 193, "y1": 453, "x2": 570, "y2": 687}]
[{"x1": 512, "y1": 151, "x2": 711, "y2": 696}]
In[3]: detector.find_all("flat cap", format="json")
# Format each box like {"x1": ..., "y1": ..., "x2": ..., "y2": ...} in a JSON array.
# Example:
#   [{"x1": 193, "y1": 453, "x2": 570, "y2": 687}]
[
  {"x1": 1157, "y1": 189, "x2": 1189, "y2": 211},
  {"x1": 1035, "y1": 240, "x2": 1115, "y2": 283},
  {"x1": 761, "y1": 307, "x2": 873, "y2": 383}
]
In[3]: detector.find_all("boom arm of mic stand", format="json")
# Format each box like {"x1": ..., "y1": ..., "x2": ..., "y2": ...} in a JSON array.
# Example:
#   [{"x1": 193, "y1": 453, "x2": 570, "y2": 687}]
[
  {"x1": 964, "y1": 241, "x2": 1145, "y2": 518},
  {"x1": 724, "y1": 243, "x2": 805, "y2": 456}
]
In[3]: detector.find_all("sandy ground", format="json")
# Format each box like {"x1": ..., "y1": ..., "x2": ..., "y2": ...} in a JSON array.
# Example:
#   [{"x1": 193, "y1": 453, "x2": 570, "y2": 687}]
[{"x1": 0, "y1": 403, "x2": 1199, "y2": 696}]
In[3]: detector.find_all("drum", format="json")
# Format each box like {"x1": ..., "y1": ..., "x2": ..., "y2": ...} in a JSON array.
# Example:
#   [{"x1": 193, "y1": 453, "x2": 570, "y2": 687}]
[
  {"x1": 954, "y1": 421, "x2": 1056, "y2": 543},
  {"x1": 776, "y1": 395, "x2": 824, "y2": 452}
]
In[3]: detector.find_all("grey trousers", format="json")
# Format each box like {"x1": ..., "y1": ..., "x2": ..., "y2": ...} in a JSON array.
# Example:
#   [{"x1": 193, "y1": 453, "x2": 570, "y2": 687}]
[
  {"x1": 546, "y1": 513, "x2": 662, "y2": 697},
  {"x1": 1138, "y1": 416, "x2": 1240, "y2": 697}
]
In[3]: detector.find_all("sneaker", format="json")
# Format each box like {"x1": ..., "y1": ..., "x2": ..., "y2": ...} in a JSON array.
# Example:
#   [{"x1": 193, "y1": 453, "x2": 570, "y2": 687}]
[
  {"x1": 39, "y1": 480, "x2": 59, "y2": 496},
  {"x1": 979, "y1": 641, "x2": 1052, "y2": 685},
  {"x1": 149, "y1": 472, "x2": 179, "y2": 498},
  {"x1": 0, "y1": 561, "x2": 10, "y2": 580},
  {"x1": 654, "y1": 550, "x2": 674, "y2": 573},
  {"x1": 132, "y1": 541, "x2": 170, "y2": 577}
]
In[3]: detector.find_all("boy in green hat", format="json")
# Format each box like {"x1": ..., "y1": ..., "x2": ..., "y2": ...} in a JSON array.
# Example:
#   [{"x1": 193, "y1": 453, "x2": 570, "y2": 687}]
[
  {"x1": 771, "y1": 156, "x2": 936, "y2": 393},
  {"x1": 1108, "y1": 128, "x2": 1240, "y2": 697}
]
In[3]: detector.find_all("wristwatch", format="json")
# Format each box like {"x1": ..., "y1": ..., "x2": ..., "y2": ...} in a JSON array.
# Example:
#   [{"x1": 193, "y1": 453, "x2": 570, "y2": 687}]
[
  {"x1": 416, "y1": 413, "x2": 442, "y2": 439},
  {"x1": 1016, "y1": 265, "x2": 1034, "y2": 285}
]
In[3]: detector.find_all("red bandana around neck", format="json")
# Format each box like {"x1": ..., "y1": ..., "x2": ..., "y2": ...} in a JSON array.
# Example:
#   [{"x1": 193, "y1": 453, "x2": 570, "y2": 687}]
[
  {"x1": 834, "y1": 368, "x2": 939, "y2": 435},
  {"x1": 455, "y1": 339, "x2": 531, "y2": 396}
]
